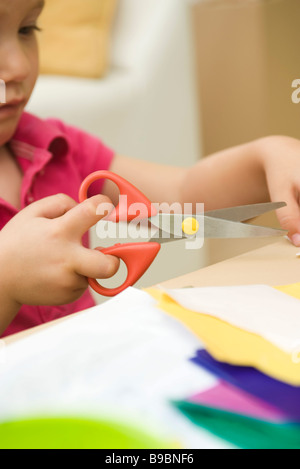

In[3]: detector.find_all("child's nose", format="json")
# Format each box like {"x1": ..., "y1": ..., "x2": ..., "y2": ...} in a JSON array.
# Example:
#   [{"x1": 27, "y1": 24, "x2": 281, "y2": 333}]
[{"x1": 0, "y1": 41, "x2": 31, "y2": 84}]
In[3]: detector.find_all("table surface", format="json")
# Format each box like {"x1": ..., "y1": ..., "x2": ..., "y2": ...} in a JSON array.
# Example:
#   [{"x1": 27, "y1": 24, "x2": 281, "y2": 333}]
[
  {"x1": 2, "y1": 238, "x2": 299, "y2": 450},
  {"x1": 4, "y1": 238, "x2": 300, "y2": 345}
]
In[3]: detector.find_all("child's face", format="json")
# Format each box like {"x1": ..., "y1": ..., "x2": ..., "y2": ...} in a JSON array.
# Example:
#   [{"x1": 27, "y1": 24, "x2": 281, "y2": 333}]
[{"x1": 0, "y1": 0, "x2": 44, "y2": 146}]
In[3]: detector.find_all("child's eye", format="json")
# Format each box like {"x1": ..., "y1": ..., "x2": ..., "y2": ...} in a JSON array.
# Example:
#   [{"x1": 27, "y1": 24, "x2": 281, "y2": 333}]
[{"x1": 19, "y1": 25, "x2": 42, "y2": 36}]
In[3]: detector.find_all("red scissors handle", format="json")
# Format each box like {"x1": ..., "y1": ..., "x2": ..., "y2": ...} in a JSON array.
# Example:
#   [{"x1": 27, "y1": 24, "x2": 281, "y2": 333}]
[
  {"x1": 79, "y1": 170, "x2": 156, "y2": 221},
  {"x1": 89, "y1": 243, "x2": 160, "y2": 297},
  {"x1": 79, "y1": 171, "x2": 160, "y2": 297}
]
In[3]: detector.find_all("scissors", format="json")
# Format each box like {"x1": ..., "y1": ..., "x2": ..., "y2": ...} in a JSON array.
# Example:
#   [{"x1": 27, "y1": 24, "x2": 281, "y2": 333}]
[{"x1": 79, "y1": 170, "x2": 286, "y2": 297}]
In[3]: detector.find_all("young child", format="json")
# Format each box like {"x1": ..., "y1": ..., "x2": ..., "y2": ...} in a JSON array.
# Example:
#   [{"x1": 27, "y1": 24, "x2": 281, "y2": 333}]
[{"x1": 1, "y1": 0, "x2": 300, "y2": 337}]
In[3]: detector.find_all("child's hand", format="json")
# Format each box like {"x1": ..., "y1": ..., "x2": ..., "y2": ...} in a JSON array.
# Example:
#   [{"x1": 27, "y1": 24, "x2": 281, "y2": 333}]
[
  {"x1": 0, "y1": 193, "x2": 119, "y2": 314},
  {"x1": 260, "y1": 136, "x2": 300, "y2": 245}
]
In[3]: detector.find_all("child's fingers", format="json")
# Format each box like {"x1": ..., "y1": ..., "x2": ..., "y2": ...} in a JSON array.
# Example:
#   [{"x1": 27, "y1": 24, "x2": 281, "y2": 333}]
[
  {"x1": 20, "y1": 194, "x2": 77, "y2": 219},
  {"x1": 270, "y1": 187, "x2": 300, "y2": 241},
  {"x1": 61, "y1": 194, "x2": 115, "y2": 240},
  {"x1": 73, "y1": 245, "x2": 120, "y2": 279}
]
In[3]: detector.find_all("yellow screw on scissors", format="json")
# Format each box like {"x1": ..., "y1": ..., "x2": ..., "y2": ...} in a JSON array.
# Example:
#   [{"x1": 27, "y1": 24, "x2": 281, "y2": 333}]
[{"x1": 182, "y1": 217, "x2": 200, "y2": 236}]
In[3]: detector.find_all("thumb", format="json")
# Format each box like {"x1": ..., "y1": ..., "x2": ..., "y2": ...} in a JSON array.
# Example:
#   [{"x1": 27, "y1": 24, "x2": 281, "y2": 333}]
[{"x1": 60, "y1": 194, "x2": 115, "y2": 240}]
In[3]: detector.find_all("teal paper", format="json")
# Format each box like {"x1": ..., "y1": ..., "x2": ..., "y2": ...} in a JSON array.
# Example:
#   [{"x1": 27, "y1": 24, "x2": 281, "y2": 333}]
[{"x1": 174, "y1": 401, "x2": 300, "y2": 449}]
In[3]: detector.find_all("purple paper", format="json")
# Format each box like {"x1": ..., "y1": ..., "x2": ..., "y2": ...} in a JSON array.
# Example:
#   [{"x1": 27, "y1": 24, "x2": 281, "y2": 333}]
[
  {"x1": 189, "y1": 381, "x2": 289, "y2": 422},
  {"x1": 191, "y1": 350, "x2": 300, "y2": 421}
]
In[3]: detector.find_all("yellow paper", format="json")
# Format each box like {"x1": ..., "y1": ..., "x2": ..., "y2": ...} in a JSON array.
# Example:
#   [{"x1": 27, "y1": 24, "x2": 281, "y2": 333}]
[
  {"x1": 146, "y1": 285, "x2": 300, "y2": 386},
  {"x1": 276, "y1": 282, "x2": 300, "y2": 300}
]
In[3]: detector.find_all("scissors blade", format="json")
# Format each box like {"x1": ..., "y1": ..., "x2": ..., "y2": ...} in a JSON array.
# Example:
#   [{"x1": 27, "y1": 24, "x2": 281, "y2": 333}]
[
  {"x1": 148, "y1": 212, "x2": 286, "y2": 242},
  {"x1": 149, "y1": 229, "x2": 188, "y2": 244},
  {"x1": 148, "y1": 213, "x2": 194, "y2": 243},
  {"x1": 204, "y1": 201, "x2": 286, "y2": 222},
  {"x1": 203, "y1": 216, "x2": 286, "y2": 238}
]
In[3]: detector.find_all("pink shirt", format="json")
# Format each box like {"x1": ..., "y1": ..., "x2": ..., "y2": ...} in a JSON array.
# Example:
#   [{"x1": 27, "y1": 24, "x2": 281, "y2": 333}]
[{"x1": 1, "y1": 112, "x2": 115, "y2": 337}]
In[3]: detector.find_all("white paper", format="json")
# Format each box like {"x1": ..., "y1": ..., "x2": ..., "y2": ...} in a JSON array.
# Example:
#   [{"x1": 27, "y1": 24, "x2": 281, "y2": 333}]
[
  {"x1": 0, "y1": 288, "x2": 231, "y2": 449},
  {"x1": 162, "y1": 285, "x2": 300, "y2": 354}
]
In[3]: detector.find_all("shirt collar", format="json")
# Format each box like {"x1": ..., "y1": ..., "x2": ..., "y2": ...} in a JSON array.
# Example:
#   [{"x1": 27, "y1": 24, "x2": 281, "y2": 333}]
[{"x1": 10, "y1": 111, "x2": 70, "y2": 160}]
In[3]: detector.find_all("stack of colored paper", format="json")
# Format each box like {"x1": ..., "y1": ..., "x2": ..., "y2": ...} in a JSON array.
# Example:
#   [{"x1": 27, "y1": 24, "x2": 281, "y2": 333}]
[{"x1": 147, "y1": 283, "x2": 300, "y2": 448}]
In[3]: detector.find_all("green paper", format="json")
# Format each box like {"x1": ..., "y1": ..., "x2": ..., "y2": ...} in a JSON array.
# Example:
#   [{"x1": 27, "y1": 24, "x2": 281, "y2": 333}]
[
  {"x1": 0, "y1": 416, "x2": 169, "y2": 449},
  {"x1": 174, "y1": 401, "x2": 300, "y2": 449}
]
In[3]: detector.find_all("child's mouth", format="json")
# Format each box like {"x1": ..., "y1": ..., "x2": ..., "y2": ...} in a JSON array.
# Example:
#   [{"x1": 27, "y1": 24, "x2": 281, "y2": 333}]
[{"x1": 0, "y1": 100, "x2": 24, "y2": 118}]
